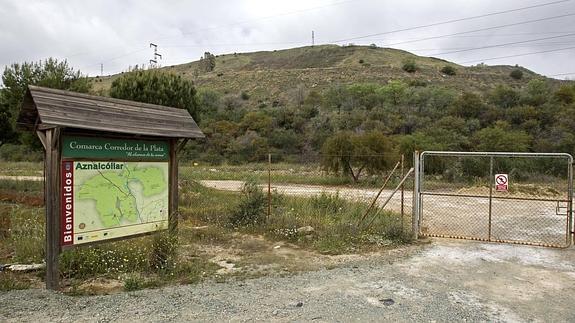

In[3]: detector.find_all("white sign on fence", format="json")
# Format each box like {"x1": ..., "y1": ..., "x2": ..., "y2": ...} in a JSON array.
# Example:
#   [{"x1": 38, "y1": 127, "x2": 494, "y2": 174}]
[{"x1": 495, "y1": 173, "x2": 509, "y2": 192}]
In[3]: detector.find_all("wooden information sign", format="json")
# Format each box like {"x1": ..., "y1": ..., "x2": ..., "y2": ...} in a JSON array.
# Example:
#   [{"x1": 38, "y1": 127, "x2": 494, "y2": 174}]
[{"x1": 17, "y1": 86, "x2": 204, "y2": 290}]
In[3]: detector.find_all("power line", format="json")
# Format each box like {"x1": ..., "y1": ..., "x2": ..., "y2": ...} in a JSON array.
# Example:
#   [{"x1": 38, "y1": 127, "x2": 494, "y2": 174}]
[
  {"x1": 162, "y1": 40, "x2": 307, "y2": 48},
  {"x1": 65, "y1": 1, "x2": 361, "y2": 71},
  {"x1": 430, "y1": 32, "x2": 575, "y2": 56},
  {"x1": 380, "y1": 13, "x2": 575, "y2": 47},
  {"x1": 74, "y1": 1, "x2": 575, "y2": 76},
  {"x1": 157, "y1": 0, "x2": 364, "y2": 40},
  {"x1": 460, "y1": 46, "x2": 575, "y2": 64},
  {"x1": 370, "y1": 31, "x2": 575, "y2": 42},
  {"x1": 329, "y1": 0, "x2": 572, "y2": 43},
  {"x1": 407, "y1": 41, "x2": 575, "y2": 53},
  {"x1": 549, "y1": 71, "x2": 575, "y2": 76},
  {"x1": 80, "y1": 47, "x2": 148, "y2": 69}
]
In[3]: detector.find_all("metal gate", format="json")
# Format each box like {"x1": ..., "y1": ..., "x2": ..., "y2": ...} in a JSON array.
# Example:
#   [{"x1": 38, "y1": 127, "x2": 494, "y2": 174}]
[{"x1": 414, "y1": 151, "x2": 573, "y2": 248}]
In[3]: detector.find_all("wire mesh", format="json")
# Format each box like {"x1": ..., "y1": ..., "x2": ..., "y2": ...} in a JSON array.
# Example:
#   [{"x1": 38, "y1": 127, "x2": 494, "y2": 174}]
[
  {"x1": 418, "y1": 152, "x2": 572, "y2": 248},
  {"x1": 178, "y1": 154, "x2": 415, "y2": 242}
]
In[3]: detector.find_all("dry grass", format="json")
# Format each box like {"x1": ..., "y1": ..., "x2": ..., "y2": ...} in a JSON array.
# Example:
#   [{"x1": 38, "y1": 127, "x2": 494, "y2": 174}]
[{"x1": 90, "y1": 45, "x2": 545, "y2": 102}]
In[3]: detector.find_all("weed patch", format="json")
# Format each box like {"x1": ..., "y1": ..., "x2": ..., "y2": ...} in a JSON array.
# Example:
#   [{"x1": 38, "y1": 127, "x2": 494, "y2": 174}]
[
  {"x1": 229, "y1": 179, "x2": 266, "y2": 227},
  {"x1": 0, "y1": 272, "x2": 32, "y2": 291},
  {"x1": 1, "y1": 204, "x2": 45, "y2": 263},
  {"x1": 179, "y1": 180, "x2": 239, "y2": 225}
]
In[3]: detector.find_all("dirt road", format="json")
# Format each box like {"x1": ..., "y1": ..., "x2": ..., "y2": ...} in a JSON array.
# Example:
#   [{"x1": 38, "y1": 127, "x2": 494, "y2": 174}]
[
  {"x1": 2, "y1": 239, "x2": 574, "y2": 322},
  {"x1": 199, "y1": 179, "x2": 413, "y2": 211}
]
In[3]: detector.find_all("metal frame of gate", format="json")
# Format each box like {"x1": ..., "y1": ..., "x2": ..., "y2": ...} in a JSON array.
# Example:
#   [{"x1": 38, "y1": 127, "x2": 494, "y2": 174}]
[{"x1": 413, "y1": 151, "x2": 574, "y2": 248}]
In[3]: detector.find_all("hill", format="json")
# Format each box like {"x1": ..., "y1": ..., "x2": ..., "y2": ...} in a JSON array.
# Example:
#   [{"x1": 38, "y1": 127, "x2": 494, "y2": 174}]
[
  {"x1": 92, "y1": 44, "x2": 550, "y2": 103},
  {"x1": 89, "y1": 45, "x2": 575, "y2": 166}
]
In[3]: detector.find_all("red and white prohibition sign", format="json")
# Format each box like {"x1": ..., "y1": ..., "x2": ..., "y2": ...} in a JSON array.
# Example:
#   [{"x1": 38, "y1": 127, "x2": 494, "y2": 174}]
[{"x1": 495, "y1": 173, "x2": 508, "y2": 192}]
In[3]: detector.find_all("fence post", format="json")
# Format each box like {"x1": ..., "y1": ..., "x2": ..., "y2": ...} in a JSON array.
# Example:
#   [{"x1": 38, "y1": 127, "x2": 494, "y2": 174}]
[
  {"x1": 568, "y1": 157, "x2": 573, "y2": 246},
  {"x1": 401, "y1": 154, "x2": 405, "y2": 218},
  {"x1": 488, "y1": 156, "x2": 494, "y2": 241},
  {"x1": 267, "y1": 153, "x2": 271, "y2": 221},
  {"x1": 412, "y1": 151, "x2": 420, "y2": 240}
]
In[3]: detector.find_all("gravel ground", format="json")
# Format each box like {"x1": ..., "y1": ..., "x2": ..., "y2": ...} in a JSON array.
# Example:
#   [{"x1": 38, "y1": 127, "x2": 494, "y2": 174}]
[{"x1": 2, "y1": 239, "x2": 574, "y2": 322}]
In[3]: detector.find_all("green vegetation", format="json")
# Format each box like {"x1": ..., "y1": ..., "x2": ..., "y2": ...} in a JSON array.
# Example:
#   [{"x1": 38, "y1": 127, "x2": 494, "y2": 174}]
[
  {"x1": 4, "y1": 46, "x2": 574, "y2": 170},
  {"x1": 0, "y1": 144, "x2": 42, "y2": 162},
  {"x1": 441, "y1": 65, "x2": 456, "y2": 76},
  {"x1": 228, "y1": 179, "x2": 267, "y2": 227},
  {"x1": 180, "y1": 73, "x2": 572, "y2": 175},
  {"x1": 109, "y1": 69, "x2": 199, "y2": 120},
  {"x1": 321, "y1": 131, "x2": 396, "y2": 182},
  {"x1": 268, "y1": 193, "x2": 407, "y2": 254},
  {"x1": 180, "y1": 181, "x2": 410, "y2": 254},
  {"x1": 1, "y1": 176, "x2": 410, "y2": 292},
  {"x1": 158, "y1": 45, "x2": 571, "y2": 170},
  {"x1": 0, "y1": 204, "x2": 45, "y2": 264},
  {"x1": 0, "y1": 272, "x2": 32, "y2": 291},
  {"x1": 198, "y1": 52, "x2": 216, "y2": 72},
  {"x1": 510, "y1": 68, "x2": 524, "y2": 80},
  {"x1": 0, "y1": 58, "x2": 89, "y2": 150},
  {"x1": 402, "y1": 58, "x2": 418, "y2": 73},
  {"x1": 4, "y1": 45, "x2": 573, "y2": 293}
]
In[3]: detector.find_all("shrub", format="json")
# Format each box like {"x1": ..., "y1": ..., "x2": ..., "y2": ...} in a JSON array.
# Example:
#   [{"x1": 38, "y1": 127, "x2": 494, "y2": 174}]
[
  {"x1": 7, "y1": 206, "x2": 45, "y2": 263},
  {"x1": 60, "y1": 243, "x2": 149, "y2": 278},
  {"x1": 310, "y1": 192, "x2": 347, "y2": 215},
  {"x1": 124, "y1": 274, "x2": 145, "y2": 291},
  {"x1": 149, "y1": 231, "x2": 178, "y2": 272},
  {"x1": 510, "y1": 69, "x2": 523, "y2": 80},
  {"x1": 0, "y1": 272, "x2": 31, "y2": 291},
  {"x1": 358, "y1": 59, "x2": 365, "y2": 64},
  {"x1": 0, "y1": 144, "x2": 42, "y2": 162},
  {"x1": 555, "y1": 85, "x2": 575, "y2": 104},
  {"x1": 0, "y1": 211, "x2": 9, "y2": 238},
  {"x1": 409, "y1": 79, "x2": 427, "y2": 87},
  {"x1": 229, "y1": 179, "x2": 266, "y2": 227},
  {"x1": 402, "y1": 59, "x2": 417, "y2": 73},
  {"x1": 109, "y1": 69, "x2": 199, "y2": 120},
  {"x1": 240, "y1": 91, "x2": 250, "y2": 100},
  {"x1": 441, "y1": 65, "x2": 456, "y2": 76}
]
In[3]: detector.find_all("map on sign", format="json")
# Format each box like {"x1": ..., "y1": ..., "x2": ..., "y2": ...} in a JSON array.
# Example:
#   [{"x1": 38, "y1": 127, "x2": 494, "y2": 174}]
[{"x1": 65, "y1": 161, "x2": 169, "y2": 245}]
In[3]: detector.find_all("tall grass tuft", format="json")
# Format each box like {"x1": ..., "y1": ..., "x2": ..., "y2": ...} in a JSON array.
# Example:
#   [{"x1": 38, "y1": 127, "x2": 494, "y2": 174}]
[{"x1": 228, "y1": 179, "x2": 266, "y2": 227}]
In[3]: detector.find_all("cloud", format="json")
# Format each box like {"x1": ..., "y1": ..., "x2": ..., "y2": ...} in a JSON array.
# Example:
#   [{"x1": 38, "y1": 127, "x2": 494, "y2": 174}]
[{"x1": 0, "y1": 0, "x2": 573, "y2": 78}]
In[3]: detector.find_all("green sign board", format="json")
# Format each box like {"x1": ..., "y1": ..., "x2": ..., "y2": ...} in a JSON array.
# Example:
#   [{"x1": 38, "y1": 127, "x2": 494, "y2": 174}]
[{"x1": 62, "y1": 136, "x2": 169, "y2": 160}]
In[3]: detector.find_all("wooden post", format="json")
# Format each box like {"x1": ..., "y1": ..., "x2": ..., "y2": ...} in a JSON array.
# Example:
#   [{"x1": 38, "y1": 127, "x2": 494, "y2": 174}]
[
  {"x1": 43, "y1": 128, "x2": 61, "y2": 290},
  {"x1": 169, "y1": 139, "x2": 179, "y2": 234}
]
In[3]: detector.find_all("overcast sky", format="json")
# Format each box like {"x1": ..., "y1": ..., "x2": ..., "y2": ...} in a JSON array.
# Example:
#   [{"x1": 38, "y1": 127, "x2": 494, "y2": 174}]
[{"x1": 0, "y1": 0, "x2": 573, "y2": 80}]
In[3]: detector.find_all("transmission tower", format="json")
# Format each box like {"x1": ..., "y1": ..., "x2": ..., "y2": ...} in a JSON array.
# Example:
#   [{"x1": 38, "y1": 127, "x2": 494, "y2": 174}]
[
  {"x1": 312, "y1": 31, "x2": 315, "y2": 47},
  {"x1": 149, "y1": 43, "x2": 162, "y2": 68}
]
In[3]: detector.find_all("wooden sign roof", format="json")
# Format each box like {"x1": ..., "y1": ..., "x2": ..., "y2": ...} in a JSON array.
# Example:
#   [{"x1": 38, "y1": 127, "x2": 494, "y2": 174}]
[{"x1": 17, "y1": 85, "x2": 205, "y2": 139}]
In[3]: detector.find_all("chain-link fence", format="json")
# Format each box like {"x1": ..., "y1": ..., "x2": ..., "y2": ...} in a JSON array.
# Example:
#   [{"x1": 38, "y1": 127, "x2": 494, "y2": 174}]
[
  {"x1": 415, "y1": 151, "x2": 573, "y2": 248},
  {"x1": 178, "y1": 154, "x2": 416, "y2": 246}
]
